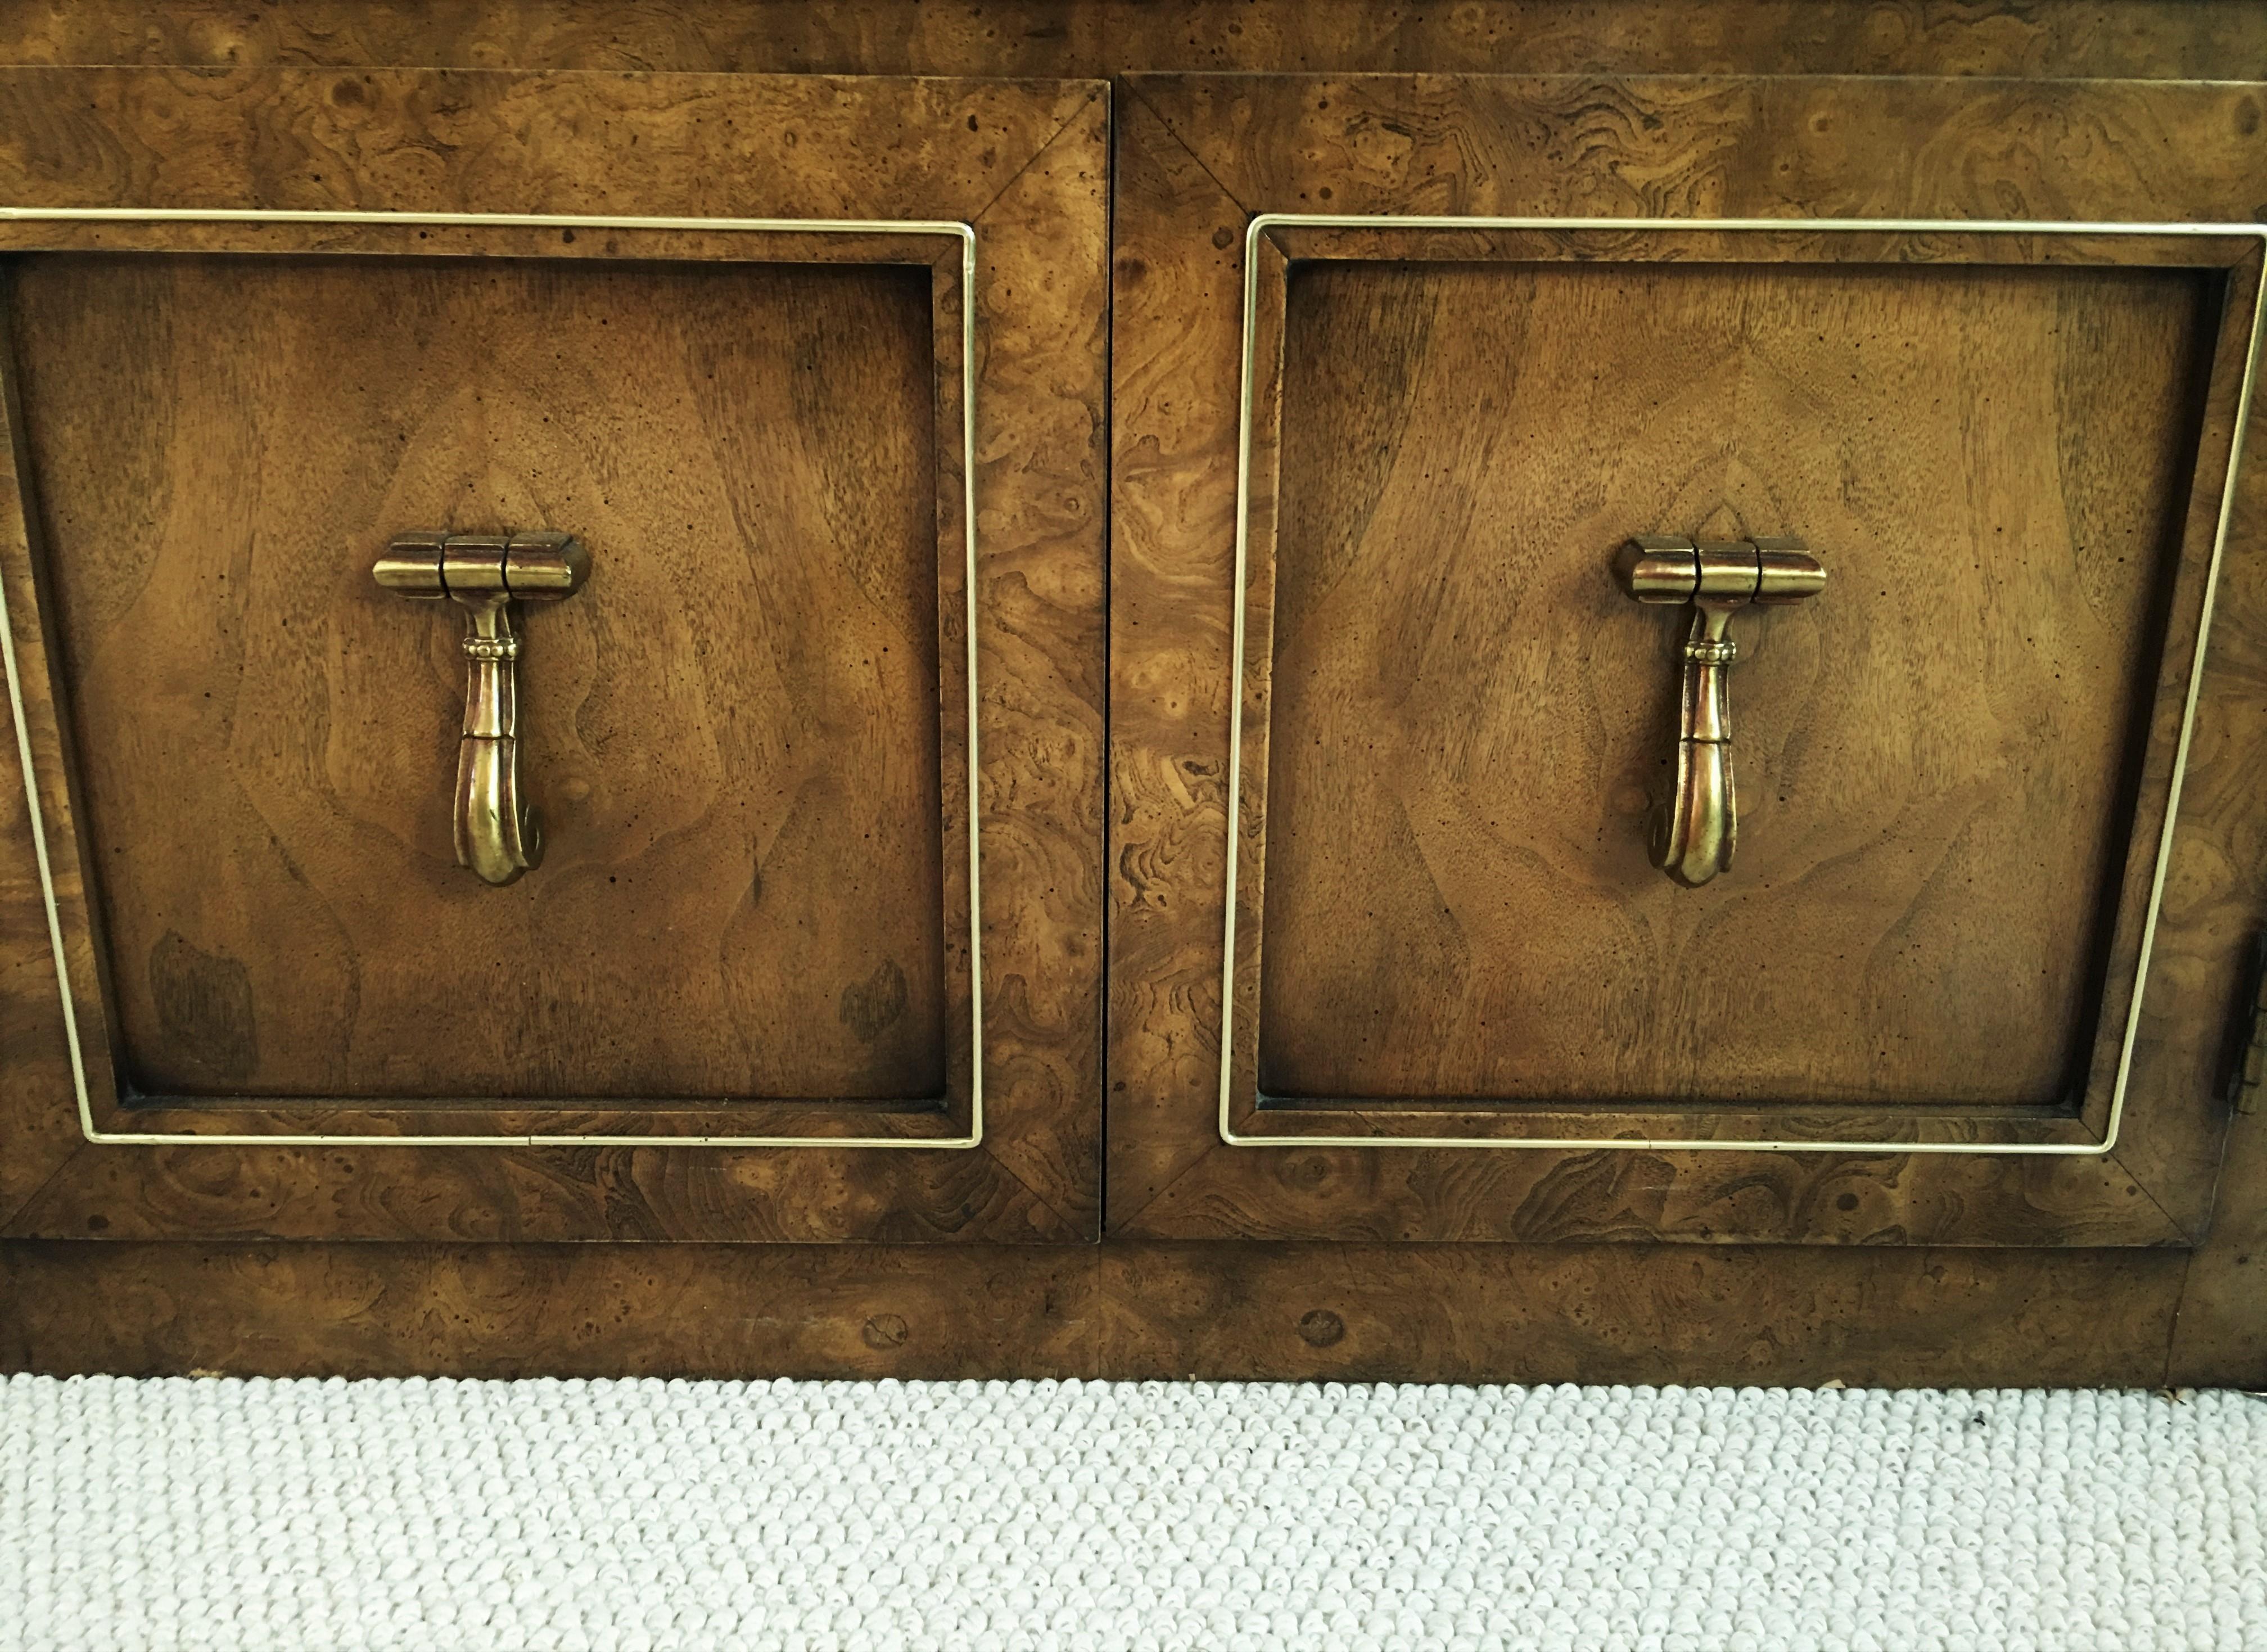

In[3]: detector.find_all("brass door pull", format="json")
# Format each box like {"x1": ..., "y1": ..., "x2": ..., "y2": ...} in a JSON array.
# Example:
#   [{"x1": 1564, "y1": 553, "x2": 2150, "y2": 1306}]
[
  {"x1": 373, "y1": 530, "x2": 590, "y2": 886},
  {"x1": 1612, "y1": 535, "x2": 1825, "y2": 888}
]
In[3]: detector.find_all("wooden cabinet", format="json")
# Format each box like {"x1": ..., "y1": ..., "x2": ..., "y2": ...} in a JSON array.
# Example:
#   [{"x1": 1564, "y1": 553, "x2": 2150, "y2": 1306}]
[
  {"x1": 2, "y1": 13, "x2": 2265, "y2": 1388},
  {"x1": 1107, "y1": 75, "x2": 2267, "y2": 1249},
  {"x1": 0, "y1": 68, "x2": 1109, "y2": 1242}
]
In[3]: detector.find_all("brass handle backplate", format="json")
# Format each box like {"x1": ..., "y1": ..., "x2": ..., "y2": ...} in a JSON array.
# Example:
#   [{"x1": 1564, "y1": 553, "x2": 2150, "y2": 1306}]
[
  {"x1": 1612, "y1": 535, "x2": 1826, "y2": 888},
  {"x1": 373, "y1": 530, "x2": 590, "y2": 886}
]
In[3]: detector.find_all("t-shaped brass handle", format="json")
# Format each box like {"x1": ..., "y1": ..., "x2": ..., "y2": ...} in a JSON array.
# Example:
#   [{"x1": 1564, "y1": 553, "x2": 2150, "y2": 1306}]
[
  {"x1": 1611, "y1": 535, "x2": 1825, "y2": 888},
  {"x1": 373, "y1": 530, "x2": 590, "y2": 886}
]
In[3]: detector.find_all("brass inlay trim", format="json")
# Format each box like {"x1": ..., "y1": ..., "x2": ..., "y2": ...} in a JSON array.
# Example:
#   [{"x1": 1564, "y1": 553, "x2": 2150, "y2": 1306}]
[
  {"x1": 1220, "y1": 213, "x2": 2267, "y2": 1156},
  {"x1": 0, "y1": 208, "x2": 985, "y2": 1151}
]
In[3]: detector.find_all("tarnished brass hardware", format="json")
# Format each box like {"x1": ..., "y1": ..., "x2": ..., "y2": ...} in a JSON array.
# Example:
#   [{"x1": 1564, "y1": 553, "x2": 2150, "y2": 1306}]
[
  {"x1": 374, "y1": 530, "x2": 590, "y2": 886},
  {"x1": 1612, "y1": 534, "x2": 1826, "y2": 889}
]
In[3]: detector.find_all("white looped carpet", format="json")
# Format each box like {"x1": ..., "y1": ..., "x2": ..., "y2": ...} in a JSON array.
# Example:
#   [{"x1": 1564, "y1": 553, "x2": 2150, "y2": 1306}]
[{"x1": 3, "y1": 1375, "x2": 2264, "y2": 1651}]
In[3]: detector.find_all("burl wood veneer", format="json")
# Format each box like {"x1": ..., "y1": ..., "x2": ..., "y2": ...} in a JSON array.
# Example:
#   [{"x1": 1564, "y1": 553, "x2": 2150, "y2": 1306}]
[
  {"x1": 0, "y1": 8, "x2": 2263, "y2": 1388},
  {"x1": 0, "y1": 67, "x2": 1110, "y2": 1242},
  {"x1": 1259, "y1": 258, "x2": 2207, "y2": 1113},
  {"x1": 19, "y1": 254, "x2": 952, "y2": 1104},
  {"x1": 1107, "y1": 75, "x2": 2266, "y2": 1271}
]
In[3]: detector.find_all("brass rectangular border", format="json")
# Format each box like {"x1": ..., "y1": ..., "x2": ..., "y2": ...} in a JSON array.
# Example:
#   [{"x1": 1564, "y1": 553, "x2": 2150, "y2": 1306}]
[
  {"x1": 0, "y1": 207, "x2": 987, "y2": 1152},
  {"x1": 1220, "y1": 213, "x2": 2267, "y2": 1157}
]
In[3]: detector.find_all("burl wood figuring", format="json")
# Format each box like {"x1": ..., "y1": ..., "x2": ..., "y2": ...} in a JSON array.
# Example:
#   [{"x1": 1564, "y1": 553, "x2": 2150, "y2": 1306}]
[
  {"x1": 1261, "y1": 259, "x2": 2205, "y2": 1110},
  {"x1": 0, "y1": 67, "x2": 1110, "y2": 1242},
  {"x1": 21, "y1": 255, "x2": 951, "y2": 1101},
  {"x1": 0, "y1": 8, "x2": 2264, "y2": 1388},
  {"x1": 0, "y1": 1238, "x2": 2199, "y2": 1390},
  {"x1": 9, "y1": 1, "x2": 2265, "y2": 82},
  {"x1": 1107, "y1": 75, "x2": 2267, "y2": 1252}
]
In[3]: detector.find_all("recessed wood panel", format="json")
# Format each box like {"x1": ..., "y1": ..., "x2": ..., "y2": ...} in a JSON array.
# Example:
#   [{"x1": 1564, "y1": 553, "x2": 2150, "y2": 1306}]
[
  {"x1": 11, "y1": 252, "x2": 951, "y2": 1102},
  {"x1": 1257, "y1": 258, "x2": 2214, "y2": 1108}
]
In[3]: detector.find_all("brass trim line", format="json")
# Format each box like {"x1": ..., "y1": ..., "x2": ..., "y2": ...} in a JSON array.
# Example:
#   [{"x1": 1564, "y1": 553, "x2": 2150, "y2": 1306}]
[
  {"x1": 0, "y1": 207, "x2": 986, "y2": 1151},
  {"x1": 1219, "y1": 213, "x2": 2267, "y2": 1156}
]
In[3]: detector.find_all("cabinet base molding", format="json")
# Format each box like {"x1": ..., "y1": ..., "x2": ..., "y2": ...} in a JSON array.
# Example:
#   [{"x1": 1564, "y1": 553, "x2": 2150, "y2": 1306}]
[{"x1": 2, "y1": 1239, "x2": 2248, "y2": 1390}]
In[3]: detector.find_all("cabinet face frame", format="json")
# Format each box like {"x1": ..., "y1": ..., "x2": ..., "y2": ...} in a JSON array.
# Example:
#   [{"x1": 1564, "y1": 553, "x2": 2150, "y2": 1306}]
[
  {"x1": 0, "y1": 69, "x2": 1109, "y2": 1243},
  {"x1": 1107, "y1": 74, "x2": 2267, "y2": 1246}
]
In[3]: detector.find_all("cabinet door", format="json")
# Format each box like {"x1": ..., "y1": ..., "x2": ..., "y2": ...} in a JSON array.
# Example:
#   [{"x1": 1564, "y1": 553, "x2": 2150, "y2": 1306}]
[
  {"x1": 0, "y1": 68, "x2": 1107, "y2": 1241},
  {"x1": 1109, "y1": 74, "x2": 2267, "y2": 1244}
]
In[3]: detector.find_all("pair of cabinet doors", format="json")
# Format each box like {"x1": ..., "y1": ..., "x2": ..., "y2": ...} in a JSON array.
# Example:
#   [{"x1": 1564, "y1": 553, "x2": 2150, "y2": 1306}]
[{"x1": 2, "y1": 68, "x2": 2261, "y2": 1254}]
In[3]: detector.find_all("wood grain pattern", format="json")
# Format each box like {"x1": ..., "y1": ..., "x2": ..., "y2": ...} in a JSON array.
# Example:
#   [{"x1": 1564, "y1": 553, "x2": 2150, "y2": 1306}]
[
  {"x1": 2, "y1": 1137, "x2": 1085, "y2": 1243},
  {"x1": 954, "y1": 97, "x2": 1114, "y2": 1230},
  {"x1": 0, "y1": 27, "x2": 2256, "y2": 1388},
  {"x1": 2, "y1": 1, "x2": 2261, "y2": 81},
  {"x1": 1105, "y1": 89, "x2": 1247, "y2": 1220},
  {"x1": 0, "y1": 67, "x2": 1093, "y2": 223},
  {"x1": 1126, "y1": 1135, "x2": 2188, "y2": 1248},
  {"x1": 2162, "y1": 314, "x2": 2267, "y2": 1379},
  {"x1": 1223, "y1": 232, "x2": 2260, "y2": 1197},
  {"x1": 0, "y1": 1238, "x2": 2194, "y2": 1388},
  {"x1": 1092, "y1": 1241, "x2": 2190, "y2": 1388},
  {"x1": 16, "y1": 252, "x2": 954, "y2": 1103},
  {"x1": 1134, "y1": 76, "x2": 2267, "y2": 228},
  {"x1": 1256, "y1": 258, "x2": 2206, "y2": 1109},
  {"x1": 0, "y1": 1241, "x2": 1104, "y2": 1380},
  {"x1": 1107, "y1": 74, "x2": 2267, "y2": 1247},
  {"x1": 2171, "y1": 1103, "x2": 2267, "y2": 1386},
  {"x1": 0, "y1": 69, "x2": 1109, "y2": 1240},
  {"x1": 0, "y1": 338, "x2": 85, "y2": 1222},
  {"x1": 2103, "y1": 306, "x2": 2267, "y2": 1244}
]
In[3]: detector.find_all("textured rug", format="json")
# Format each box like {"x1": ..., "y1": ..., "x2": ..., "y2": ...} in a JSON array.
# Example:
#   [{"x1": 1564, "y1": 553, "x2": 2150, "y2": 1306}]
[{"x1": 3, "y1": 1374, "x2": 2264, "y2": 1651}]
